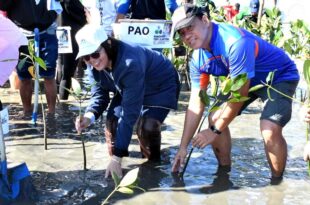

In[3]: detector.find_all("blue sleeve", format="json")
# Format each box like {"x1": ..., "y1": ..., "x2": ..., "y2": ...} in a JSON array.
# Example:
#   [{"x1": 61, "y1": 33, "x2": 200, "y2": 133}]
[
  {"x1": 114, "y1": 64, "x2": 144, "y2": 155},
  {"x1": 189, "y1": 57, "x2": 202, "y2": 89},
  {"x1": 116, "y1": 0, "x2": 131, "y2": 14},
  {"x1": 85, "y1": 68, "x2": 111, "y2": 120},
  {"x1": 228, "y1": 37, "x2": 256, "y2": 79},
  {"x1": 165, "y1": 0, "x2": 178, "y2": 14}
]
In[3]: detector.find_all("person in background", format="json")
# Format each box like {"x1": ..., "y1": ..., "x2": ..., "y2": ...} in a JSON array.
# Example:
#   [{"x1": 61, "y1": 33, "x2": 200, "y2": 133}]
[
  {"x1": 81, "y1": 0, "x2": 118, "y2": 36},
  {"x1": 171, "y1": 4, "x2": 299, "y2": 181},
  {"x1": 74, "y1": 24, "x2": 180, "y2": 178},
  {"x1": 235, "y1": 0, "x2": 260, "y2": 24},
  {"x1": 57, "y1": 0, "x2": 87, "y2": 100},
  {"x1": 116, "y1": 0, "x2": 178, "y2": 22},
  {"x1": 0, "y1": 10, "x2": 20, "y2": 91},
  {"x1": 223, "y1": 2, "x2": 240, "y2": 22},
  {"x1": 248, "y1": 0, "x2": 259, "y2": 23},
  {"x1": 195, "y1": 0, "x2": 216, "y2": 9},
  {"x1": 0, "y1": 0, "x2": 62, "y2": 116}
]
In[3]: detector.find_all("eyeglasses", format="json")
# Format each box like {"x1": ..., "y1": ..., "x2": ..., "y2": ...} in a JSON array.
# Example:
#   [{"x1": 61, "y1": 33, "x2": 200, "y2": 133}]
[{"x1": 83, "y1": 47, "x2": 102, "y2": 61}]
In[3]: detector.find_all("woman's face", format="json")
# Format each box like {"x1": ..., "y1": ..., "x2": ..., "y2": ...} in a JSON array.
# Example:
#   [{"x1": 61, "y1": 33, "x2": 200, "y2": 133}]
[
  {"x1": 83, "y1": 46, "x2": 109, "y2": 71},
  {"x1": 178, "y1": 16, "x2": 211, "y2": 50}
]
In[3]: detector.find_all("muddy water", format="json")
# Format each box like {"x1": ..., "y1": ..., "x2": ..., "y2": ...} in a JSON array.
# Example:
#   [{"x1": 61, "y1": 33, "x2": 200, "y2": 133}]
[{"x1": 1, "y1": 87, "x2": 310, "y2": 205}]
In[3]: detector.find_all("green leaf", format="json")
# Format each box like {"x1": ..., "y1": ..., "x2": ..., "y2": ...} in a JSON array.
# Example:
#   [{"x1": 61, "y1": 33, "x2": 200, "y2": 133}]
[
  {"x1": 221, "y1": 78, "x2": 232, "y2": 95},
  {"x1": 209, "y1": 106, "x2": 220, "y2": 113},
  {"x1": 199, "y1": 90, "x2": 210, "y2": 106},
  {"x1": 119, "y1": 167, "x2": 139, "y2": 187},
  {"x1": 249, "y1": 84, "x2": 265, "y2": 92},
  {"x1": 17, "y1": 57, "x2": 27, "y2": 71},
  {"x1": 232, "y1": 91, "x2": 241, "y2": 98},
  {"x1": 117, "y1": 187, "x2": 134, "y2": 194},
  {"x1": 210, "y1": 76, "x2": 218, "y2": 97},
  {"x1": 227, "y1": 96, "x2": 250, "y2": 103},
  {"x1": 28, "y1": 40, "x2": 35, "y2": 59},
  {"x1": 266, "y1": 71, "x2": 276, "y2": 84},
  {"x1": 218, "y1": 76, "x2": 226, "y2": 82},
  {"x1": 303, "y1": 59, "x2": 310, "y2": 85},
  {"x1": 231, "y1": 73, "x2": 248, "y2": 91},
  {"x1": 112, "y1": 172, "x2": 121, "y2": 187},
  {"x1": 62, "y1": 87, "x2": 74, "y2": 95},
  {"x1": 71, "y1": 78, "x2": 82, "y2": 96},
  {"x1": 267, "y1": 87, "x2": 274, "y2": 101},
  {"x1": 265, "y1": 9, "x2": 273, "y2": 20},
  {"x1": 34, "y1": 56, "x2": 46, "y2": 70}
]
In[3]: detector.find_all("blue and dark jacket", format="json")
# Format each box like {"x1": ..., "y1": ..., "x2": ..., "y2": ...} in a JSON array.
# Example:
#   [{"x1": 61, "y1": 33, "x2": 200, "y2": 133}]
[
  {"x1": 190, "y1": 22, "x2": 300, "y2": 89},
  {"x1": 86, "y1": 41, "x2": 179, "y2": 157}
]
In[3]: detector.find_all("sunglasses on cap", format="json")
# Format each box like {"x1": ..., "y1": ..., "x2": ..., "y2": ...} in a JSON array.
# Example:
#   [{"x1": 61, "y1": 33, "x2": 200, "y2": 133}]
[{"x1": 83, "y1": 47, "x2": 102, "y2": 61}]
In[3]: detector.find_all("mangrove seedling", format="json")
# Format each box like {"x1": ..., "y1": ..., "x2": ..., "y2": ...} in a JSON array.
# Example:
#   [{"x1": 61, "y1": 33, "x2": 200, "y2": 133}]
[
  {"x1": 66, "y1": 78, "x2": 94, "y2": 171},
  {"x1": 102, "y1": 168, "x2": 144, "y2": 204},
  {"x1": 180, "y1": 73, "x2": 250, "y2": 177}
]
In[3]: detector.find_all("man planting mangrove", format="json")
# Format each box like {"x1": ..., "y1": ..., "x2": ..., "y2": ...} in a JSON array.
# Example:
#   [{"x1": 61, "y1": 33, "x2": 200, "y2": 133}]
[{"x1": 171, "y1": 4, "x2": 299, "y2": 181}]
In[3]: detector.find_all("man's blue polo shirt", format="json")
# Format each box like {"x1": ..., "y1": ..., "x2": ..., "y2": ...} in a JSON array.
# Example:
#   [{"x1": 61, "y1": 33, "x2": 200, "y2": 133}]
[{"x1": 190, "y1": 22, "x2": 300, "y2": 89}]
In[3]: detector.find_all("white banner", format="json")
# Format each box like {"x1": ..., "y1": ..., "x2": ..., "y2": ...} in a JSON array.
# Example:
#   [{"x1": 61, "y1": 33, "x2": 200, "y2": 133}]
[{"x1": 113, "y1": 19, "x2": 173, "y2": 49}]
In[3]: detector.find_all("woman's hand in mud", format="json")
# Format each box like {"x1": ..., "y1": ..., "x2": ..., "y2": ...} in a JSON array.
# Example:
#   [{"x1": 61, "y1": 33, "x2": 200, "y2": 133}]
[
  {"x1": 75, "y1": 116, "x2": 90, "y2": 134},
  {"x1": 172, "y1": 147, "x2": 188, "y2": 173},
  {"x1": 105, "y1": 155, "x2": 123, "y2": 178}
]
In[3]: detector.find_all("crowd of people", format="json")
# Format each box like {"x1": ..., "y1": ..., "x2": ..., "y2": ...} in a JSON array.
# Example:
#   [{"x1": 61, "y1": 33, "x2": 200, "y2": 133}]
[{"x1": 0, "y1": 0, "x2": 309, "y2": 184}]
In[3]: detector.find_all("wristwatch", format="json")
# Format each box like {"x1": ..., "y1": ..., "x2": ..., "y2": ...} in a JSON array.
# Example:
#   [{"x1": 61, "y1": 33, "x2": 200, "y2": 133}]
[{"x1": 210, "y1": 125, "x2": 222, "y2": 135}]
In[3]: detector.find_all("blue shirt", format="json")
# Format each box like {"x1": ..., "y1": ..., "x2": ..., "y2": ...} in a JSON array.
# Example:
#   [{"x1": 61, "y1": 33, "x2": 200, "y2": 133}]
[
  {"x1": 117, "y1": 0, "x2": 178, "y2": 17},
  {"x1": 190, "y1": 22, "x2": 300, "y2": 89}
]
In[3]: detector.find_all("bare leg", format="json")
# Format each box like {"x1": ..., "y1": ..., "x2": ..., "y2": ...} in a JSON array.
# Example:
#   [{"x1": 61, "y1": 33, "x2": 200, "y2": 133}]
[
  {"x1": 260, "y1": 119, "x2": 287, "y2": 178},
  {"x1": 19, "y1": 79, "x2": 33, "y2": 114},
  {"x1": 210, "y1": 113, "x2": 232, "y2": 166},
  {"x1": 211, "y1": 127, "x2": 232, "y2": 166},
  {"x1": 44, "y1": 78, "x2": 57, "y2": 114},
  {"x1": 137, "y1": 117, "x2": 162, "y2": 162}
]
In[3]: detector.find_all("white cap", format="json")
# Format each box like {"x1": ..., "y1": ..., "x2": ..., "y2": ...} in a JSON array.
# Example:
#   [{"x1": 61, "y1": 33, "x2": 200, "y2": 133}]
[{"x1": 75, "y1": 24, "x2": 108, "y2": 59}]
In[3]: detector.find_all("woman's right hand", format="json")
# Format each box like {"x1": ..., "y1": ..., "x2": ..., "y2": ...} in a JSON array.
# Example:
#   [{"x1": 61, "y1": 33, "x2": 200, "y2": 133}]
[
  {"x1": 172, "y1": 147, "x2": 188, "y2": 173},
  {"x1": 75, "y1": 116, "x2": 91, "y2": 134}
]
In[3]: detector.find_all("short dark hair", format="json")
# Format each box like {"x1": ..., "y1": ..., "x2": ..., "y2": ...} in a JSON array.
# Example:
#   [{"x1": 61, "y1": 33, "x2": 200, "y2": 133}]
[{"x1": 100, "y1": 37, "x2": 120, "y2": 67}]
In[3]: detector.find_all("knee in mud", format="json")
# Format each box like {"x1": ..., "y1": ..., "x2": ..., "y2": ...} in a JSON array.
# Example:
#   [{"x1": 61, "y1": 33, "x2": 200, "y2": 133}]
[
  {"x1": 138, "y1": 117, "x2": 162, "y2": 161},
  {"x1": 142, "y1": 118, "x2": 161, "y2": 136}
]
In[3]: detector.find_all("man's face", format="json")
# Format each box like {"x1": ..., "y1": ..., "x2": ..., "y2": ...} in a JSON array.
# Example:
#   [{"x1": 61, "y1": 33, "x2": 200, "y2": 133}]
[{"x1": 177, "y1": 16, "x2": 211, "y2": 49}]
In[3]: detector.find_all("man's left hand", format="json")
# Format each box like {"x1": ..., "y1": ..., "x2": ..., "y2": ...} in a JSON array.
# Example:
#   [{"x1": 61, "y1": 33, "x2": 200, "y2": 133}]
[{"x1": 192, "y1": 128, "x2": 219, "y2": 149}]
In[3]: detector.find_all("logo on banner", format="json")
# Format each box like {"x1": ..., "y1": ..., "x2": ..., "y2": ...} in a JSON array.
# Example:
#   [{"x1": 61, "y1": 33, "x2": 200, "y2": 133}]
[{"x1": 153, "y1": 24, "x2": 171, "y2": 46}]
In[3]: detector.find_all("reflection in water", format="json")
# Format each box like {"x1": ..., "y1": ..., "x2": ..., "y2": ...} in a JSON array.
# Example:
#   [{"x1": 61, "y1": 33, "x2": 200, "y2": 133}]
[{"x1": 198, "y1": 166, "x2": 236, "y2": 194}]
